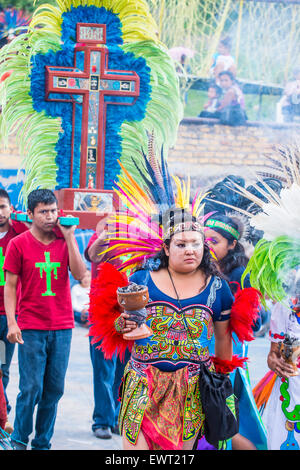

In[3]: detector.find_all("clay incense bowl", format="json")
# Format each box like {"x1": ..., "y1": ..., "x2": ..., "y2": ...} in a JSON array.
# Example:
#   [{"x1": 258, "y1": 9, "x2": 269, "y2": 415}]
[
  {"x1": 117, "y1": 284, "x2": 149, "y2": 311},
  {"x1": 117, "y1": 283, "x2": 152, "y2": 340}
]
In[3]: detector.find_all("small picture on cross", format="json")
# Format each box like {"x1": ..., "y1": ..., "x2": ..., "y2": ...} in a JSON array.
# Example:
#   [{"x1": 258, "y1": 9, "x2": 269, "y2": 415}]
[
  {"x1": 87, "y1": 147, "x2": 97, "y2": 163},
  {"x1": 78, "y1": 25, "x2": 104, "y2": 43},
  {"x1": 90, "y1": 75, "x2": 99, "y2": 91},
  {"x1": 100, "y1": 80, "x2": 109, "y2": 89},
  {"x1": 120, "y1": 81, "x2": 131, "y2": 91},
  {"x1": 90, "y1": 136, "x2": 97, "y2": 146},
  {"x1": 57, "y1": 77, "x2": 68, "y2": 88}
]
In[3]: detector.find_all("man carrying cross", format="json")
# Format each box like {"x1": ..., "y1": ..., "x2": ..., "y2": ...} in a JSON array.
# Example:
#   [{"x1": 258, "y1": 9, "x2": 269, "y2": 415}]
[{"x1": 3, "y1": 189, "x2": 86, "y2": 450}]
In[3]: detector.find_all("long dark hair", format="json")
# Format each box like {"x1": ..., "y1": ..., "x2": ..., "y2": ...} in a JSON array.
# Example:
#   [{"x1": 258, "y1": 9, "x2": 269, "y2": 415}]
[{"x1": 206, "y1": 213, "x2": 248, "y2": 277}]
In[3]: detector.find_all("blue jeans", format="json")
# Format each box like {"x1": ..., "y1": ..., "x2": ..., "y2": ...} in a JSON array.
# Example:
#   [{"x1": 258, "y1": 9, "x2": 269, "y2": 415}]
[
  {"x1": 0, "y1": 315, "x2": 16, "y2": 414},
  {"x1": 11, "y1": 329, "x2": 72, "y2": 450},
  {"x1": 89, "y1": 338, "x2": 129, "y2": 430}
]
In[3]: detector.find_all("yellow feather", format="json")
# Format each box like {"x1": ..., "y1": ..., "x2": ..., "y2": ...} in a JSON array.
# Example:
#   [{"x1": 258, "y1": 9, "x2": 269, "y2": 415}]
[
  {"x1": 173, "y1": 175, "x2": 190, "y2": 209},
  {"x1": 118, "y1": 161, "x2": 156, "y2": 213},
  {"x1": 192, "y1": 191, "x2": 209, "y2": 218}
]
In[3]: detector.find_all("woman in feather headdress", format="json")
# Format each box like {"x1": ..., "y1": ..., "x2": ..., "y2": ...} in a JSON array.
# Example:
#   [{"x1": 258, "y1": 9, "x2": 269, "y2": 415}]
[
  {"x1": 194, "y1": 177, "x2": 270, "y2": 450},
  {"x1": 88, "y1": 141, "x2": 261, "y2": 450}
]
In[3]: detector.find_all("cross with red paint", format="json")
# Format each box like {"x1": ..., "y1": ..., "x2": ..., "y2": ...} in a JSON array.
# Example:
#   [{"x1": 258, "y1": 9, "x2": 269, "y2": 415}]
[{"x1": 45, "y1": 23, "x2": 140, "y2": 189}]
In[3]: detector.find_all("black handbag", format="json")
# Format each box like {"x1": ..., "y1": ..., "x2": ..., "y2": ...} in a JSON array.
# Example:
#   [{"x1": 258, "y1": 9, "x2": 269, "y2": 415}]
[{"x1": 196, "y1": 361, "x2": 239, "y2": 448}]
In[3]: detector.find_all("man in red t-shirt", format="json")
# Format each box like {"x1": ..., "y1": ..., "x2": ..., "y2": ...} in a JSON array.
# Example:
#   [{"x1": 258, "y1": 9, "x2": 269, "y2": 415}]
[
  {"x1": 4, "y1": 189, "x2": 86, "y2": 450},
  {"x1": 85, "y1": 215, "x2": 129, "y2": 440},
  {"x1": 0, "y1": 189, "x2": 26, "y2": 432}
]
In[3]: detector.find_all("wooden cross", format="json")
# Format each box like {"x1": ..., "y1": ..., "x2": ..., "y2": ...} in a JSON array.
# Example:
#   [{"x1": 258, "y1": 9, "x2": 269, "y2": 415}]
[{"x1": 45, "y1": 23, "x2": 140, "y2": 189}]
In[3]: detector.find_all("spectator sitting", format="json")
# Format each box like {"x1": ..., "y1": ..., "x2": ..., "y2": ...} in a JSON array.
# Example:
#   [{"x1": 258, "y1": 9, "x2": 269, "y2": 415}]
[
  {"x1": 276, "y1": 68, "x2": 300, "y2": 123},
  {"x1": 71, "y1": 270, "x2": 91, "y2": 328},
  {"x1": 198, "y1": 82, "x2": 222, "y2": 119},
  {"x1": 210, "y1": 36, "x2": 237, "y2": 83},
  {"x1": 217, "y1": 71, "x2": 247, "y2": 126}
]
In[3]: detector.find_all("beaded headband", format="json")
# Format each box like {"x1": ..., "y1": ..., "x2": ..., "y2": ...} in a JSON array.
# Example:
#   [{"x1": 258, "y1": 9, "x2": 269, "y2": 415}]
[
  {"x1": 205, "y1": 218, "x2": 240, "y2": 240},
  {"x1": 163, "y1": 220, "x2": 204, "y2": 241}
]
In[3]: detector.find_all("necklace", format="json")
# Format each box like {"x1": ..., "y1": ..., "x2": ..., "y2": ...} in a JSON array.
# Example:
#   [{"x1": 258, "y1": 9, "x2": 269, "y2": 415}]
[
  {"x1": 166, "y1": 268, "x2": 207, "y2": 299},
  {"x1": 167, "y1": 268, "x2": 184, "y2": 309},
  {"x1": 167, "y1": 268, "x2": 197, "y2": 349}
]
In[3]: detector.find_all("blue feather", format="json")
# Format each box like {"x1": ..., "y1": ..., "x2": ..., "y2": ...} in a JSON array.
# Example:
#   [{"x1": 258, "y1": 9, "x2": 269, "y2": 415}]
[{"x1": 160, "y1": 146, "x2": 175, "y2": 207}]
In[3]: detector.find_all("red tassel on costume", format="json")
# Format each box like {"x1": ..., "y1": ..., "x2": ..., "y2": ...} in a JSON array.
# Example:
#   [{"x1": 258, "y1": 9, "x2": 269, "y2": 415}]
[
  {"x1": 211, "y1": 355, "x2": 248, "y2": 374},
  {"x1": 229, "y1": 286, "x2": 262, "y2": 343},
  {"x1": 88, "y1": 262, "x2": 133, "y2": 361}
]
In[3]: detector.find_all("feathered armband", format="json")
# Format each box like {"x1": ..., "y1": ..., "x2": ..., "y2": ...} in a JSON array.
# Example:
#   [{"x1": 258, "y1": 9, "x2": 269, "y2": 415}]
[
  {"x1": 88, "y1": 263, "x2": 133, "y2": 361},
  {"x1": 229, "y1": 286, "x2": 262, "y2": 343},
  {"x1": 211, "y1": 355, "x2": 248, "y2": 374}
]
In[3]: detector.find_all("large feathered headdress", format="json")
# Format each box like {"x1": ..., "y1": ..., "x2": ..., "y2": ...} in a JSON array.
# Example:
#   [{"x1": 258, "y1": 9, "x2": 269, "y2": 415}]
[{"x1": 89, "y1": 140, "x2": 262, "y2": 362}]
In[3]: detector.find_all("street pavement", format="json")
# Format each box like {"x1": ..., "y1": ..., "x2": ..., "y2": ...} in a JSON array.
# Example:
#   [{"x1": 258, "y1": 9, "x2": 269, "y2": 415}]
[{"x1": 5, "y1": 324, "x2": 270, "y2": 451}]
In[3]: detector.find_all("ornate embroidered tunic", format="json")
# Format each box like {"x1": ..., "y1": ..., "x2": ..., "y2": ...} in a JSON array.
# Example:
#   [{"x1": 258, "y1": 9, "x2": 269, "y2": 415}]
[{"x1": 129, "y1": 270, "x2": 232, "y2": 371}]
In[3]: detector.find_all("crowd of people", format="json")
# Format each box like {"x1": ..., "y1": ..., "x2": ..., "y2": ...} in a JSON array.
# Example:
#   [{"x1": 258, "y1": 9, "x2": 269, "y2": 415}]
[
  {"x1": 82, "y1": 149, "x2": 300, "y2": 451},
  {"x1": 0, "y1": 159, "x2": 298, "y2": 451},
  {"x1": 198, "y1": 37, "x2": 247, "y2": 126},
  {"x1": 0, "y1": 2, "x2": 299, "y2": 455}
]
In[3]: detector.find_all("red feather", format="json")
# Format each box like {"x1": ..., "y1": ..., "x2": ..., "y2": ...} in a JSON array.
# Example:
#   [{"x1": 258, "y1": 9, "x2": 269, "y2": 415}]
[
  {"x1": 10, "y1": 219, "x2": 28, "y2": 235},
  {"x1": 88, "y1": 262, "x2": 133, "y2": 361},
  {"x1": 229, "y1": 287, "x2": 262, "y2": 343},
  {"x1": 211, "y1": 354, "x2": 248, "y2": 374}
]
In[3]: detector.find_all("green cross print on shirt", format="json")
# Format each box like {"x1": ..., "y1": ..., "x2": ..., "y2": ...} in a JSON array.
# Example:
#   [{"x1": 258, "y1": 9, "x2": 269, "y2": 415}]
[
  {"x1": 35, "y1": 252, "x2": 61, "y2": 296},
  {"x1": 0, "y1": 247, "x2": 5, "y2": 286}
]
